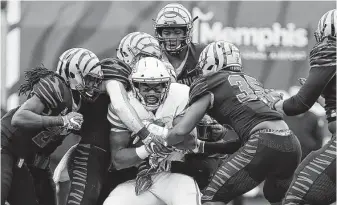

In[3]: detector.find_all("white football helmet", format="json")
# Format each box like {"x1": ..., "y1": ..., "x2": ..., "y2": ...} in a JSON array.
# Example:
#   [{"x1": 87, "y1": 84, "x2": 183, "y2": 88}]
[
  {"x1": 154, "y1": 3, "x2": 194, "y2": 54},
  {"x1": 56, "y1": 48, "x2": 103, "y2": 102},
  {"x1": 315, "y1": 9, "x2": 336, "y2": 42},
  {"x1": 131, "y1": 57, "x2": 171, "y2": 111},
  {"x1": 116, "y1": 32, "x2": 162, "y2": 67},
  {"x1": 197, "y1": 41, "x2": 242, "y2": 76}
]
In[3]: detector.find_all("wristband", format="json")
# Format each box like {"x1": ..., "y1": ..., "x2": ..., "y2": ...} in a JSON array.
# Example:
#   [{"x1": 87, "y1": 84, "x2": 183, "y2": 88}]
[
  {"x1": 135, "y1": 145, "x2": 150, "y2": 159},
  {"x1": 137, "y1": 127, "x2": 150, "y2": 140}
]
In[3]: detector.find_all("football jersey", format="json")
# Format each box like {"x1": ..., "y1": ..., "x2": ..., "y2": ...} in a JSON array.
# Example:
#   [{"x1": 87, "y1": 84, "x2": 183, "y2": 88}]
[
  {"x1": 32, "y1": 74, "x2": 77, "y2": 115},
  {"x1": 107, "y1": 83, "x2": 194, "y2": 163},
  {"x1": 310, "y1": 37, "x2": 336, "y2": 121},
  {"x1": 189, "y1": 71, "x2": 283, "y2": 142},
  {"x1": 1, "y1": 74, "x2": 76, "y2": 158},
  {"x1": 78, "y1": 94, "x2": 111, "y2": 150},
  {"x1": 163, "y1": 43, "x2": 206, "y2": 86}
]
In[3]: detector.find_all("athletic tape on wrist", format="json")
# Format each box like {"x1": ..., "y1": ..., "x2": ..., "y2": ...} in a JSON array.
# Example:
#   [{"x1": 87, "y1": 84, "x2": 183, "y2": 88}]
[{"x1": 135, "y1": 145, "x2": 150, "y2": 159}]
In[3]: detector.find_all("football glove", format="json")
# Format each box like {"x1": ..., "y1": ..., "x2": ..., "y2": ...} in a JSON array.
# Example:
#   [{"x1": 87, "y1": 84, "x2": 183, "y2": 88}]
[
  {"x1": 264, "y1": 89, "x2": 284, "y2": 110},
  {"x1": 142, "y1": 132, "x2": 173, "y2": 157},
  {"x1": 209, "y1": 123, "x2": 228, "y2": 141},
  {"x1": 61, "y1": 112, "x2": 83, "y2": 130},
  {"x1": 298, "y1": 78, "x2": 306, "y2": 86}
]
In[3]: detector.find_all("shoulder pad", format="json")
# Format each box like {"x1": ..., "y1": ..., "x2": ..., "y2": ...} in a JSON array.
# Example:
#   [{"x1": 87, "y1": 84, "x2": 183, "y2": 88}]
[
  {"x1": 169, "y1": 83, "x2": 190, "y2": 98},
  {"x1": 32, "y1": 76, "x2": 67, "y2": 109},
  {"x1": 166, "y1": 83, "x2": 190, "y2": 106}
]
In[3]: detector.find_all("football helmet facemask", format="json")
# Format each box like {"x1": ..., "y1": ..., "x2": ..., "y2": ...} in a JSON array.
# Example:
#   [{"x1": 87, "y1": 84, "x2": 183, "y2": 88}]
[
  {"x1": 131, "y1": 57, "x2": 171, "y2": 111},
  {"x1": 154, "y1": 3, "x2": 195, "y2": 55}
]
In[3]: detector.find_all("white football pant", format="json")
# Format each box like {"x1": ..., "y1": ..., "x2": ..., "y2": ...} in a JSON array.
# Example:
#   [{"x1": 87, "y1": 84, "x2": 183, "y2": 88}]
[{"x1": 103, "y1": 172, "x2": 202, "y2": 205}]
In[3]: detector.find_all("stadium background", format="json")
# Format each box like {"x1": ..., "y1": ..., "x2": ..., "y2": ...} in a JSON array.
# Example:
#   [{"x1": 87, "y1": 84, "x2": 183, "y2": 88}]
[{"x1": 1, "y1": 1, "x2": 335, "y2": 204}]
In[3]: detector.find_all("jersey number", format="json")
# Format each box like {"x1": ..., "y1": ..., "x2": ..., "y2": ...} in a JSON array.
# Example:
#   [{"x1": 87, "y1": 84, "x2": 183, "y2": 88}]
[{"x1": 228, "y1": 75, "x2": 273, "y2": 103}]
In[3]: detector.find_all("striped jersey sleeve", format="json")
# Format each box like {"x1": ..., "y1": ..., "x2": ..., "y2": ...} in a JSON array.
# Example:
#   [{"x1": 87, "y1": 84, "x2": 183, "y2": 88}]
[
  {"x1": 107, "y1": 103, "x2": 129, "y2": 132},
  {"x1": 189, "y1": 76, "x2": 209, "y2": 106},
  {"x1": 100, "y1": 58, "x2": 133, "y2": 91},
  {"x1": 32, "y1": 76, "x2": 65, "y2": 109},
  {"x1": 310, "y1": 38, "x2": 336, "y2": 68}
]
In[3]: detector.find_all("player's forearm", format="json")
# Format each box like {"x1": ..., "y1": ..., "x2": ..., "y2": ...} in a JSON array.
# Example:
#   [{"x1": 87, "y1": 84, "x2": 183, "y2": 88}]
[
  {"x1": 12, "y1": 109, "x2": 63, "y2": 129},
  {"x1": 106, "y1": 80, "x2": 144, "y2": 133},
  {"x1": 203, "y1": 139, "x2": 241, "y2": 154},
  {"x1": 281, "y1": 66, "x2": 335, "y2": 116},
  {"x1": 166, "y1": 94, "x2": 211, "y2": 146},
  {"x1": 112, "y1": 147, "x2": 147, "y2": 170}
]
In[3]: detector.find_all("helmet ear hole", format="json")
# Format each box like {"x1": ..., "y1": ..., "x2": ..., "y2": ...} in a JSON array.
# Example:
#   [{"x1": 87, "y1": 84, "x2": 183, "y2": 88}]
[
  {"x1": 122, "y1": 52, "x2": 128, "y2": 57},
  {"x1": 156, "y1": 28, "x2": 164, "y2": 36}
]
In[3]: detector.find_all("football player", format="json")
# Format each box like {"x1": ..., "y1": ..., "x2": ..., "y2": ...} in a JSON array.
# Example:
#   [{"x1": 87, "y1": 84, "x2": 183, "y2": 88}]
[
  {"x1": 103, "y1": 57, "x2": 240, "y2": 205},
  {"x1": 103, "y1": 57, "x2": 201, "y2": 205},
  {"x1": 165, "y1": 41, "x2": 302, "y2": 205},
  {"x1": 54, "y1": 32, "x2": 174, "y2": 205},
  {"x1": 274, "y1": 9, "x2": 336, "y2": 205},
  {"x1": 153, "y1": 2, "x2": 238, "y2": 190},
  {"x1": 154, "y1": 3, "x2": 204, "y2": 86},
  {"x1": 1, "y1": 48, "x2": 102, "y2": 205},
  {"x1": 62, "y1": 57, "x2": 134, "y2": 205}
]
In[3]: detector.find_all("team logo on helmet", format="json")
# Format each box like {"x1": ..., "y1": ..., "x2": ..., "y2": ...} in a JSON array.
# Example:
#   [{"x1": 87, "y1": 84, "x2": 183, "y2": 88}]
[
  {"x1": 116, "y1": 32, "x2": 162, "y2": 67},
  {"x1": 315, "y1": 9, "x2": 337, "y2": 42},
  {"x1": 197, "y1": 41, "x2": 242, "y2": 76},
  {"x1": 56, "y1": 48, "x2": 103, "y2": 102}
]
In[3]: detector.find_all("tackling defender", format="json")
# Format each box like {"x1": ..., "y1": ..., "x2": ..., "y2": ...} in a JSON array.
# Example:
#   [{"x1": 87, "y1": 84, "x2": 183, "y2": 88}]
[
  {"x1": 1, "y1": 48, "x2": 102, "y2": 205},
  {"x1": 166, "y1": 41, "x2": 302, "y2": 205},
  {"x1": 274, "y1": 9, "x2": 336, "y2": 205}
]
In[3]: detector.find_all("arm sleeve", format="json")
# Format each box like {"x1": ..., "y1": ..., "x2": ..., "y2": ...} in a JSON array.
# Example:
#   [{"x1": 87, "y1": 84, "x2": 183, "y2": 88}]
[
  {"x1": 283, "y1": 66, "x2": 335, "y2": 116},
  {"x1": 106, "y1": 80, "x2": 144, "y2": 133},
  {"x1": 107, "y1": 103, "x2": 129, "y2": 132},
  {"x1": 283, "y1": 39, "x2": 336, "y2": 116}
]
